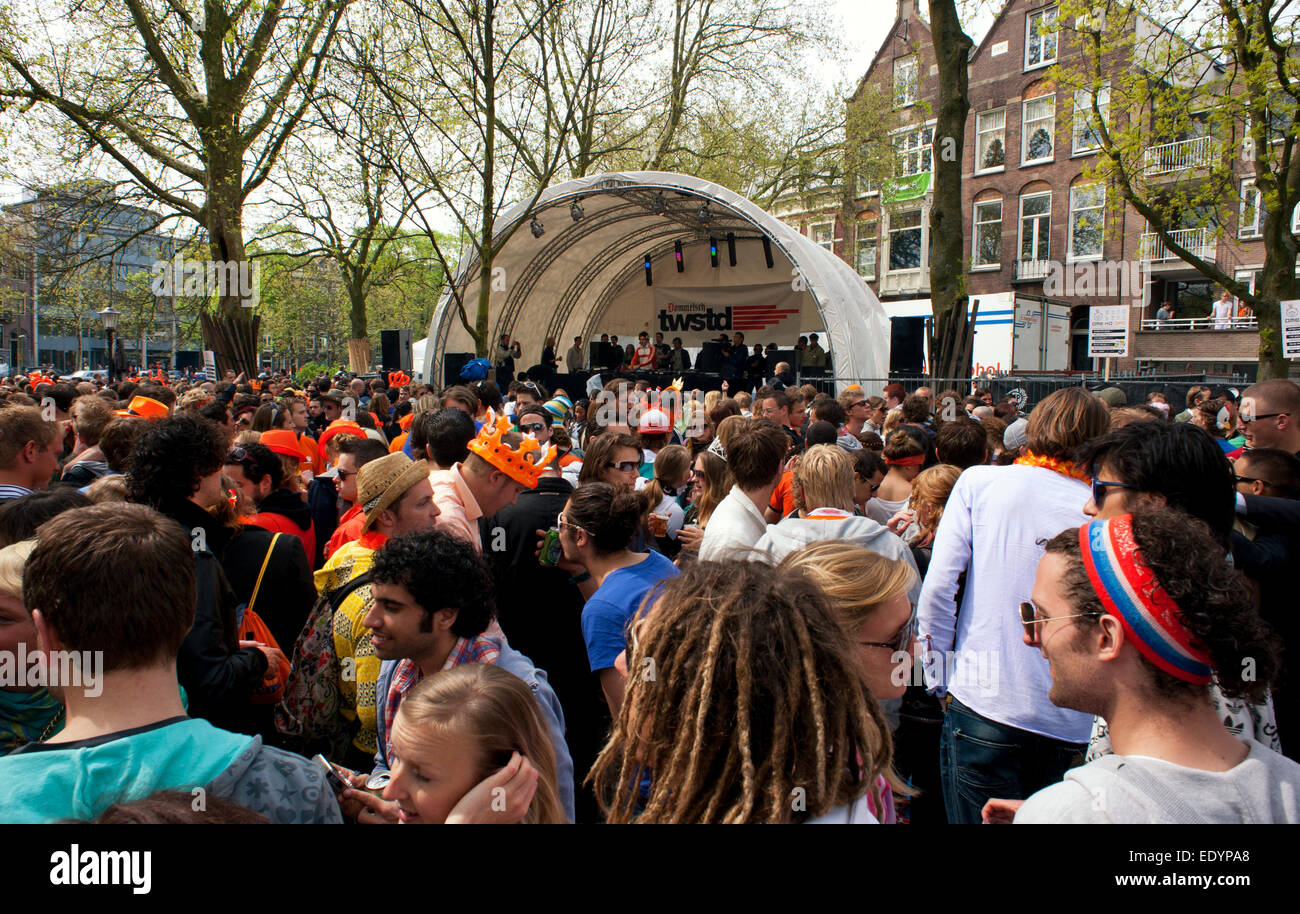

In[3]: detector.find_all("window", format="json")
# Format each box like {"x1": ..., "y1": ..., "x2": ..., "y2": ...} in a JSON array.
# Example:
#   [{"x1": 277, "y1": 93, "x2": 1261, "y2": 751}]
[
  {"x1": 1025, "y1": 6, "x2": 1059, "y2": 69},
  {"x1": 811, "y1": 222, "x2": 835, "y2": 251},
  {"x1": 1235, "y1": 268, "x2": 1259, "y2": 296},
  {"x1": 1239, "y1": 178, "x2": 1262, "y2": 238},
  {"x1": 889, "y1": 210, "x2": 924, "y2": 271},
  {"x1": 1291, "y1": 201, "x2": 1300, "y2": 235},
  {"x1": 1019, "y1": 191, "x2": 1052, "y2": 266},
  {"x1": 856, "y1": 219, "x2": 878, "y2": 279},
  {"x1": 972, "y1": 200, "x2": 1003, "y2": 268},
  {"x1": 1072, "y1": 84, "x2": 1110, "y2": 154},
  {"x1": 1022, "y1": 96, "x2": 1056, "y2": 164},
  {"x1": 1068, "y1": 184, "x2": 1105, "y2": 260},
  {"x1": 894, "y1": 124, "x2": 935, "y2": 177},
  {"x1": 975, "y1": 109, "x2": 1006, "y2": 172},
  {"x1": 894, "y1": 56, "x2": 918, "y2": 108}
]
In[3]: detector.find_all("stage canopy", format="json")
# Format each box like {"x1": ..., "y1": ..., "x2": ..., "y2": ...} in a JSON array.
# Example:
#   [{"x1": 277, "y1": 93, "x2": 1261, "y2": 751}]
[{"x1": 423, "y1": 171, "x2": 889, "y2": 389}]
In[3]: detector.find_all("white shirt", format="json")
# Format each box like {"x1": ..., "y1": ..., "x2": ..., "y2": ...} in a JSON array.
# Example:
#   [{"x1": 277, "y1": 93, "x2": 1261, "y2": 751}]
[
  {"x1": 916, "y1": 463, "x2": 1095, "y2": 743},
  {"x1": 699, "y1": 485, "x2": 769, "y2": 561},
  {"x1": 1213, "y1": 299, "x2": 1234, "y2": 328}
]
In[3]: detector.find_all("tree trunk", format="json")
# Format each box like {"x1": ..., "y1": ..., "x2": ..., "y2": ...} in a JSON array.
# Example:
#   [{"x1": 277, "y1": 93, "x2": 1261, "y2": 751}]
[
  {"x1": 202, "y1": 141, "x2": 259, "y2": 376},
  {"x1": 927, "y1": 0, "x2": 975, "y2": 381},
  {"x1": 347, "y1": 280, "x2": 370, "y2": 374},
  {"x1": 475, "y1": 0, "x2": 497, "y2": 360}
]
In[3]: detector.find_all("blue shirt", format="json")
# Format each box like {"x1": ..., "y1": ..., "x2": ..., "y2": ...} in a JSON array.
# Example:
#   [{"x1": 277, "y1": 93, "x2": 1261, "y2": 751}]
[{"x1": 581, "y1": 552, "x2": 680, "y2": 672}]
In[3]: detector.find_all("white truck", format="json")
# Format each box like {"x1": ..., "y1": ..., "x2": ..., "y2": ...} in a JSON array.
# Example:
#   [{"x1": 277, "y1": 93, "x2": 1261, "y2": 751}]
[{"x1": 883, "y1": 293, "x2": 1071, "y2": 377}]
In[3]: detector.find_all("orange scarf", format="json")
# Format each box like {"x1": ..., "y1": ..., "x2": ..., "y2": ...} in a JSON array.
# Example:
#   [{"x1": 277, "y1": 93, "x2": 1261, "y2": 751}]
[{"x1": 1014, "y1": 451, "x2": 1090, "y2": 482}]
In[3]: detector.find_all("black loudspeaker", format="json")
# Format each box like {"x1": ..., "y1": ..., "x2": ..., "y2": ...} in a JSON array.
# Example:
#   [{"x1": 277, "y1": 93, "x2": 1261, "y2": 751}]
[
  {"x1": 443, "y1": 352, "x2": 473, "y2": 388},
  {"x1": 589, "y1": 341, "x2": 603, "y2": 367},
  {"x1": 380, "y1": 329, "x2": 413, "y2": 372},
  {"x1": 767, "y1": 349, "x2": 797, "y2": 373},
  {"x1": 890, "y1": 317, "x2": 927, "y2": 377},
  {"x1": 695, "y1": 341, "x2": 725, "y2": 373}
]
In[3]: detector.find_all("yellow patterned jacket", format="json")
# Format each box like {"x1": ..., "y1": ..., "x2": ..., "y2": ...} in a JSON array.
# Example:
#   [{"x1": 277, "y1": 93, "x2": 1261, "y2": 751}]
[{"x1": 314, "y1": 535, "x2": 382, "y2": 755}]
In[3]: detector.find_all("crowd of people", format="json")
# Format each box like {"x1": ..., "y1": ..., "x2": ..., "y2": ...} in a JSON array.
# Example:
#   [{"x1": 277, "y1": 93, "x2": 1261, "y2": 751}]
[{"x1": 0, "y1": 361, "x2": 1298, "y2": 824}]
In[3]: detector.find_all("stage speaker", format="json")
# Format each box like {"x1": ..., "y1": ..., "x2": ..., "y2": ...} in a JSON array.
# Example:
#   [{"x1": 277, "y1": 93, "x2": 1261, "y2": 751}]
[
  {"x1": 695, "y1": 341, "x2": 725, "y2": 373},
  {"x1": 890, "y1": 317, "x2": 926, "y2": 377},
  {"x1": 443, "y1": 352, "x2": 473, "y2": 388},
  {"x1": 767, "y1": 349, "x2": 797, "y2": 374},
  {"x1": 381, "y1": 329, "x2": 413, "y2": 372}
]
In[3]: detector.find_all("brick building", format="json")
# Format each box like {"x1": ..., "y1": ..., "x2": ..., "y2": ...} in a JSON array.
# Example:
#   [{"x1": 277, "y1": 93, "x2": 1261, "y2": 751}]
[{"x1": 776, "y1": 0, "x2": 1277, "y2": 378}]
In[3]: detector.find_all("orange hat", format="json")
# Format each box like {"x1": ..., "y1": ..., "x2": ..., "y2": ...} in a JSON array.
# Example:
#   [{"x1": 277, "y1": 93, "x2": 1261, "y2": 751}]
[
  {"x1": 389, "y1": 432, "x2": 410, "y2": 454},
  {"x1": 260, "y1": 429, "x2": 304, "y2": 461},
  {"x1": 318, "y1": 419, "x2": 364, "y2": 462},
  {"x1": 388, "y1": 371, "x2": 410, "y2": 388},
  {"x1": 114, "y1": 395, "x2": 169, "y2": 420},
  {"x1": 467, "y1": 412, "x2": 555, "y2": 489}
]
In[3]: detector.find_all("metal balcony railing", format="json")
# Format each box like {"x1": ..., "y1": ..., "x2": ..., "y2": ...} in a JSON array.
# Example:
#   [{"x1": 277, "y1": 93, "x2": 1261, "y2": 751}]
[
  {"x1": 1143, "y1": 136, "x2": 1215, "y2": 176},
  {"x1": 1139, "y1": 228, "x2": 1216, "y2": 263},
  {"x1": 1139, "y1": 317, "x2": 1257, "y2": 331}
]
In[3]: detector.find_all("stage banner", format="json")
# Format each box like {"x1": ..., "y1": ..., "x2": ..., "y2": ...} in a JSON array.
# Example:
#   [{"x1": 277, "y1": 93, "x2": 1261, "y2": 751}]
[{"x1": 652, "y1": 283, "x2": 803, "y2": 347}]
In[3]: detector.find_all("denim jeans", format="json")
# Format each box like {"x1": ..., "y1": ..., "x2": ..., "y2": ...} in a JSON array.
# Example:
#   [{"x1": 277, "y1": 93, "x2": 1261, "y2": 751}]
[{"x1": 939, "y1": 697, "x2": 1085, "y2": 824}]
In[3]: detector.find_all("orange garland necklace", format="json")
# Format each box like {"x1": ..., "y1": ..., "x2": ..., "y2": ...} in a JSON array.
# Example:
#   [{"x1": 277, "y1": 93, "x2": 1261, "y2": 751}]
[{"x1": 1014, "y1": 451, "x2": 1091, "y2": 482}]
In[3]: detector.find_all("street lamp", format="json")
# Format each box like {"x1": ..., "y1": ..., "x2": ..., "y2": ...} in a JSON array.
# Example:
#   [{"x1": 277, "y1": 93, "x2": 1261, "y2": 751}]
[{"x1": 98, "y1": 306, "x2": 120, "y2": 382}]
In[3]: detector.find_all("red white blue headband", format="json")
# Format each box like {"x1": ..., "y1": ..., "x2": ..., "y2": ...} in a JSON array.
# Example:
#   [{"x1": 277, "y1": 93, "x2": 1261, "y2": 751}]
[{"x1": 1077, "y1": 515, "x2": 1213, "y2": 684}]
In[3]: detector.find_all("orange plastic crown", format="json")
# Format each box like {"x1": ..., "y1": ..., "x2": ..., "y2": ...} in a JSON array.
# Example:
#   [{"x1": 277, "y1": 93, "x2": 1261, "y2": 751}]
[{"x1": 468, "y1": 412, "x2": 555, "y2": 489}]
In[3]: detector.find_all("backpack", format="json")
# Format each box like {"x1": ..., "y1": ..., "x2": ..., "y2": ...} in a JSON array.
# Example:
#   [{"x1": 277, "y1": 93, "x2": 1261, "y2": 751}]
[{"x1": 274, "y1": 570, "x2": 374, "y2": 759}]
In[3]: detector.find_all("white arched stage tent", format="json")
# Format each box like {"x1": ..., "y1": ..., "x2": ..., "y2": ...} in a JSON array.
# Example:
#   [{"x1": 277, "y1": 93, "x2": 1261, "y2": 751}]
[{"x1": 423, "y1": 172, "x2": 890, "y2": 391}]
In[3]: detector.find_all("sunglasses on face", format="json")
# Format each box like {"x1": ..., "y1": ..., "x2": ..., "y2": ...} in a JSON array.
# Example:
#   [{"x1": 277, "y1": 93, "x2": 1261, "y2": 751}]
[
  {"x1": 336, "y1": 468, "x2": 356, "y2": 481},
  {"x1": 556, "y1": 512, "x2": 588, "y2": 535},
  {"x1": 860, "y1": 609, "x2": 917, "y2": 653},
  {"x1": 519, "y1": 422, "x2": 548, "y2": 434},
  {"x1": 1090, "y1": 475, "x2": 1138, "y2": 507},
  {"x1": 1018, "y1": 600, "x2": 1098, "y2": 638},
  {"x1": 1239, "y1": 412, "x2": 1287, "y2": 426},
  {"x1": 607, "y1": 461, "x2": 639, "y2": 473}
]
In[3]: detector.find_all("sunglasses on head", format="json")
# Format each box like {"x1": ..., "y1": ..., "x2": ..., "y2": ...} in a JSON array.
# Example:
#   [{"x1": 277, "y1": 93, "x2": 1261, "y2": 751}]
[{"x1": 227, "y1": 446, "x2": 256, "y2": 466}]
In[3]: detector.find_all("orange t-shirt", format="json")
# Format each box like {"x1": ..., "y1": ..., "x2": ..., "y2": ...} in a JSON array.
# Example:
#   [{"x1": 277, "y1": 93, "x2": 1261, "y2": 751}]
[
  {"x1": 324, "y1": 504, "x2": 366, "y2": 561},
  {"x1": 768, "y1": 471, "x2": 796, "y2": 518}
]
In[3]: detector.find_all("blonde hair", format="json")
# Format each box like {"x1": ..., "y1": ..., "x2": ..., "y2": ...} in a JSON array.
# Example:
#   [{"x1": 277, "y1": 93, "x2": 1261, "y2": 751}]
[
  {"x1": 644, "y1": 444, "x2": 691, "y2": 532},
  {"x1": 792, "y1": 444, "x2": 855, "y2": 513},
  {"x1": 715, "y1": 414, "x2": 748, "y2": 454},
  {"x1": 0, "y1": 539, "x2": 35, "y2": 600},
  {"x1": 882, "y1": 407, "x2": 903, "y2": 437},
  {"x1": 909, "y1": 464, "x2": 961, "y2": 542},
  {"x1": 85, "y1": 474, "x2": 130, "y2": 504},
  {"x1": 393, "y1": 664, "x2": 567, "y2": 824},
  {"x1": 703, "y1": 390, "x2": 722, "y2": 416},
  {"x1": 232, "y1": 429, "x2": 261, "y2": 448}
]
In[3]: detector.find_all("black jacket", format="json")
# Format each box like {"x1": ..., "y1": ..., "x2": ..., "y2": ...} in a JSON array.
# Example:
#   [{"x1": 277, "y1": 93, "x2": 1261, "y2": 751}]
[
  {"x1": 222, "y1": 525, "x2": 317, "y2": 651},
  {"x1": 159, "y1": 499, "x2": 269, "y2": 737},
  {"x1": 306, "y1": 476, "x2": 340, "y2": 569}
]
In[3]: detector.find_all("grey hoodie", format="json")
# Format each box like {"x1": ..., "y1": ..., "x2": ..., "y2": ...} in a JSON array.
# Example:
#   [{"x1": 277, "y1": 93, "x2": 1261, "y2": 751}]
[
  {"x1": 753, "y1": 513, "x2": 923, "y2": 604},
  {"x1": 208, "y1": 735, "x2": 344, "y2": 824}
]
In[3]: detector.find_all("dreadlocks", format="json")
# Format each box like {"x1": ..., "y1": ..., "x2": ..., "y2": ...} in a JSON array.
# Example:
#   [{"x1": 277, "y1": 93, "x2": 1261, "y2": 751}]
[{"x1": 588, "y1": 560, "x2": 896, "y2": 823}]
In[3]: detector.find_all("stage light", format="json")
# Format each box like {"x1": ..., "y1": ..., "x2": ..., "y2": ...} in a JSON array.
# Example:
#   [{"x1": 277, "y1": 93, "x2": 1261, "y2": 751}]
[
  {"x1": 762, "y1": 235, "x2": 774, "y2": 268},
  {"x1": 530, "y1": 217, "x2": 545, "y2": 238},
  {"x1": 698, "y1": 202, "x2": 712, "y2": 225},
  {"x1": 570, "y1": 201, "x2": 585, "y2": 222},
  {"x1": 727, "y1": 232, "x2": 737, "y2": 266},
  {"x1": 645, "y1": 253, "x2": 653, "y2": 286},
  {"x1": 674, "y1": 239, "x2": 684, "y2": 272},
  {"x1": 652, "y1": 192, "x2": 668, "y2": 215},
  {"x1": 709, "y1": 237, "x2": 719, "y2": 268}
]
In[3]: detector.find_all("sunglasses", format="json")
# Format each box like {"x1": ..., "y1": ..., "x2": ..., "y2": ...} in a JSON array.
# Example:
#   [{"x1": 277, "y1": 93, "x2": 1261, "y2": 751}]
[
  {"x1": 1090, "y1": 475, "x2": 1138, "y2": 507},
  {"x1": 336, "y1": 468, "x2": 356, "y2": 481},
  {"x1": 606, "y1": 460, "x2": 640, "y2": 473},
  {"x1": 1239, "y1": 412, "x2": 1287, "y2": 426},
  {"x1": 1018, "y1": 601, "x2": 1098, "y2": 637},
  {"x1": 1233, "y1": 473, "x2": 1273, "y2": 488},
  {"x1": 556, "y1": 512, "x2": 588, "y2": 535},
  {"x1": 226, "y1": 446, "x2": 256, "y2": 465},
  {"x1": 519, "y1": 422, "x2": 548, "y2": 434},
  {"x1": 860, "y1": 609, "x2": 917, "y2": 653}
]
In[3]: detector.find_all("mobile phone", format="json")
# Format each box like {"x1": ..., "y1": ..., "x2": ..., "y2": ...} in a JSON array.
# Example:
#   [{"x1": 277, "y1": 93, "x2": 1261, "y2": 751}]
[{"x1": 313, "y1": 754, "x2": 353, "y2": 794}]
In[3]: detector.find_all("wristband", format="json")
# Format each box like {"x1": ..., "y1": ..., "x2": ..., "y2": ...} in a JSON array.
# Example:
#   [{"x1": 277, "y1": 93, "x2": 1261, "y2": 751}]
[{"x1": 569, "y1": 571, "x2": 592, "y2": 585}]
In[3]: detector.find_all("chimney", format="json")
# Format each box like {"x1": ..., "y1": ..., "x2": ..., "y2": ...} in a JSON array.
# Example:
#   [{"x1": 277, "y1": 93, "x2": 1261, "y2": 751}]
[{"x1": 899, "y1": 0, "x2": 916, "y2": 20}]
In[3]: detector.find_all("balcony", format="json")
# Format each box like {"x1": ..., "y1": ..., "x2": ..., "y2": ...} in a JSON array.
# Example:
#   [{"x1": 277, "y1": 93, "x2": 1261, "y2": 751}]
[
  {"x1": 1015, "y1": 259, "x2": 1051, "y2": 281},
  {"x1": 1140, "y1": 317, "x2": 1257, "y2": 331},
  {"x1": 1139, "y1": 228, "x2": 1216, "y2": 266},
  {"x1": 878, "y1": 268, "x2": 928, "y2": 296},
  {"x1": 1143, "y1": 136, "x2": 1215, "y2": 177}
]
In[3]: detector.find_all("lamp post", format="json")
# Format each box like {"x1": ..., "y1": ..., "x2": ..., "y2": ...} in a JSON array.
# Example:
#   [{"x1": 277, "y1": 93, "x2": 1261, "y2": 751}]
[{"x1": 98, "y1": 306, "x2": 120, "y2": 382}]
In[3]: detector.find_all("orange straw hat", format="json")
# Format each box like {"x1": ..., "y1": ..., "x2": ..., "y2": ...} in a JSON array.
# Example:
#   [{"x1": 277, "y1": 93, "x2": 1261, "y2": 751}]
[{"x1": 357, "y1": 453, "x2": 432, "y2": 531}]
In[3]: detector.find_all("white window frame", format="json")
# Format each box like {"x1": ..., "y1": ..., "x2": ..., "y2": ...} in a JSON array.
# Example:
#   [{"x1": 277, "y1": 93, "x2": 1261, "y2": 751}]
[
  {"x1": 894, "y1": 55, "x2": 919, "y2": 108},
  {"x1": 1291, "y1": 201, "x2": 1300, "y2": 234},
  {"x1": 887, "y1": 208, "x2": 925, "y2": 273},
  {"x1": 1072, "y1": 84, "x2": 1110, "y2": 155},
  {"x1": 1239, "y1": 178, "x2": 1263, "y2": 238},
  {"x1": 1022, "y1": 95, "x2": 1056, "y2": 165},
  {"x1": 1025, "y1": 6, "x2": 1059, "y2": 71},
  {"x1": 975, "y1": 109, "x2": 1007, "y2": 174},
  {"x1": 1018, "y1": 191, "x2": 1053, "y2": 267},
  {"x1": 1068, "y1": 184, "x2": 1106, "y2": 261},
  {"x1": 856, "y1": 219, "x2": 878, "y2": 280},
  {"x1": 972, "y1": 199, "x2": 1003, "y2": 269},
  {"x1": 1234, "y1": 268, "x2": 1259, "y2": 296},
  {"x1": 811, "y1": 222, "x2": 836, "y2": 251},
  {"x1": 892, "y1": 121, "x2": 936, "y2": 177}
]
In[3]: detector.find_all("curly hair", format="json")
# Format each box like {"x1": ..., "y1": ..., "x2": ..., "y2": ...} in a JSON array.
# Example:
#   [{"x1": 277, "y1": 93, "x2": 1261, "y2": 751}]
[
  {"x1": 370, "y1": 530, "x2": 496, "y2": 638},
  {"x1": 126, "y1": 414, "x2": 226, "y2": 511},
  {"x1": 589, "y1": 560, "x2": 895, "y2": 824},
  {"x1": 1044, "y1": 506, "x2": 1278, "y2": 704}
]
